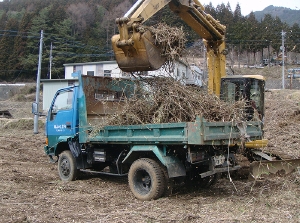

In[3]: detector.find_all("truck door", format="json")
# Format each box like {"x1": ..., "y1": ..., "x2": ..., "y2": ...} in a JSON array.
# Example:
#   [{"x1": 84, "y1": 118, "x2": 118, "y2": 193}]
[{"x1": 46, "y1": 87, "x2": 78, "y2": 149}]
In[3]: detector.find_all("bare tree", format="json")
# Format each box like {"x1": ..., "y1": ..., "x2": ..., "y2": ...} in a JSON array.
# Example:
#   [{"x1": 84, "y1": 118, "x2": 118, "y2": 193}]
[
  {"x1": 101, "y1": 0, "x2": 132, "y2": 48},
  {"x1": 67, "y1": 3, "x2": 95, "y2": 36}
]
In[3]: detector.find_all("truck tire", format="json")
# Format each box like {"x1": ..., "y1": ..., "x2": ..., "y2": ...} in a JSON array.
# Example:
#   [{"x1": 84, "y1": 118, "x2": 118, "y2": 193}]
[
  {"x1": 128, "y1": 158, "x2": 165, "y2": 201},
  {"x1": 58, "y1": 150, "x2": 78, "y2": 181}
]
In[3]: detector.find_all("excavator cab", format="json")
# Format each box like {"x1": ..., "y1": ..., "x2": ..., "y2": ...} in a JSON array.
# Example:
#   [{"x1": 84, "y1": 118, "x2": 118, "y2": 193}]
[{"x1": 220, "y1": 75, "x2": 265, "y2": 121}]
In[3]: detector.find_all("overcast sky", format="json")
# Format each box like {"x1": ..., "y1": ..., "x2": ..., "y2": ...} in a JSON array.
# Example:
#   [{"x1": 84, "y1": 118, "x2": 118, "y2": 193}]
[{"x1": 201, "y1": 0, "x2": 300, "y2": 16}]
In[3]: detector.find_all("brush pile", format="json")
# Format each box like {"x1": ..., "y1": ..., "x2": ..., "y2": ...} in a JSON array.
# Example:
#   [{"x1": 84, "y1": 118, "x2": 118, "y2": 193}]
[{"x1": 105, "y1": 77, "x2": 247, "y2": 126}]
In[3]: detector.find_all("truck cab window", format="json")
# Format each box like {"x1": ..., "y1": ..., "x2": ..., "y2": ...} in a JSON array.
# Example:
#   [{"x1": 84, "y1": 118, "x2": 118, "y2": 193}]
[{"x1": 50, "y1": 90, "x2": 73, "y2": 120}]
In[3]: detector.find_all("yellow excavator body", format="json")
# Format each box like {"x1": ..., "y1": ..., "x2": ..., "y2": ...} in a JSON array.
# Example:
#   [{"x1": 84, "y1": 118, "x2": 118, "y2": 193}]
[{"x1": 244, "y1": 139, "x2": 268, "y2": 149}]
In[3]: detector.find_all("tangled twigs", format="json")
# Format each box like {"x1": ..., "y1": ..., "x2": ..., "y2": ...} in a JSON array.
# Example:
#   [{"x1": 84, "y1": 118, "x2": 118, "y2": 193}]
[
  {"x1": 147, "y1": 23, "x2": 187, "y2": 62},
  {"x1": 103, "y1": 77, "x2": 247, "y2": 127}
]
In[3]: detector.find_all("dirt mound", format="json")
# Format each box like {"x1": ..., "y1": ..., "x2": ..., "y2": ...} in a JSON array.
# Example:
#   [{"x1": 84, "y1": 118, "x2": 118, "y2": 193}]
[{"x1": 2, "y1": 118, "x2": 44, "y2": 130}]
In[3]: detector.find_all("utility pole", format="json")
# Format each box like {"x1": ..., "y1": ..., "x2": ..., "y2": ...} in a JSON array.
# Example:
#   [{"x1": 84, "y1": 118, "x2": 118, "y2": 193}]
[
  {"x1": 34, "y1": 30, "x2": 43, "y2": 134},
  {"x1": 49, "y1": 42, "x2": 53, "y2": 79},
  {"x1": 268, "y1": 41, "x2": 271, "y2": 68},
  {"x1": 238, "y1": 42, "x2": 241, "y2": 69},
  {"x1": 203, "y1": 45, "x2": 207, "y2": 81},
  {"x1": 281, "y1": 30, "x2": 286, "y2": 89}
]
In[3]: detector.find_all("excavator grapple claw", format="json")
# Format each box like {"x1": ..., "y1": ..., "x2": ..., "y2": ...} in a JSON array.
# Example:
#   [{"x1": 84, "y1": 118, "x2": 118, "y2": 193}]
[{"x1": 111, "y1": 30, "x2": 166, "y2": 72}]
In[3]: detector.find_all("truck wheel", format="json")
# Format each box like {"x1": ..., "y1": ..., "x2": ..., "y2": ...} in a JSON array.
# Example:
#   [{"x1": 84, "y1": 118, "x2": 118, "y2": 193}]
[
  {"x1": 58, "y1": 150, "x2": 78, "y2": 181},
  {"x1": 128, "y1": 158, "x2": 165, "y2": 201}
]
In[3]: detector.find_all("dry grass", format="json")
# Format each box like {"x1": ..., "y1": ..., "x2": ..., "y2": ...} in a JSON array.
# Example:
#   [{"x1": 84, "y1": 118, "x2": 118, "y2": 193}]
[
  {"x1": 1, "y1": 71, "x2": 300, "y2": 222},
  {"x1": 0, "y1": 129, "x2": 299, "y2": 222},
  {"x1": 263, "y1": 90, "x2": 300, "y2": 158},
  {"x1": 232, "y1": 65, "x2": 298, "y2": 79}
]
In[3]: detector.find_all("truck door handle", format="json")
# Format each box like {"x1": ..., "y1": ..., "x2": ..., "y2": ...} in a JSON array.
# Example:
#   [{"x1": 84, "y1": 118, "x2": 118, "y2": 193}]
[{"x1": 66, "y1": 122, "x2": 71, "y2": 129}]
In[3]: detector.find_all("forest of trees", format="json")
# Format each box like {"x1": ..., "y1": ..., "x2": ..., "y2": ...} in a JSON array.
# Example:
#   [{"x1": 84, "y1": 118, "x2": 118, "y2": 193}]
[{"x1": 0, "y1": 0, "x2": 299, "y2": 81}]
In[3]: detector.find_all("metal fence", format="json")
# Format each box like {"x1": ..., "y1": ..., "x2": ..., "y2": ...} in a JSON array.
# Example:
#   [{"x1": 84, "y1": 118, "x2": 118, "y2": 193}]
[{"x1": 266, "y1": 78, "x2": 300, "y2": 90}]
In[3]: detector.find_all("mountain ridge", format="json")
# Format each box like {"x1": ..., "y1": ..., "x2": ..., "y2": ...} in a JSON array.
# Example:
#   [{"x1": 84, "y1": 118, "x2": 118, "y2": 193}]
[{"x1": 253, "y1": 5, "x2": 300, "y2": 26}]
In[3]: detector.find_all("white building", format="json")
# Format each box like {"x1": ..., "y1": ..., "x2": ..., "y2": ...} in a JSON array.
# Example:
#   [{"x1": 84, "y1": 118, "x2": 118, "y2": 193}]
[
  {"x1": 64, "y1": 61, "x2": 122, "y2": 79},
  {"x1": 64, "y1": 60, "x2": 203, "y2": 86},
  {"x1": 41, "y1": 79, "x2": 78, "y2": 111}
]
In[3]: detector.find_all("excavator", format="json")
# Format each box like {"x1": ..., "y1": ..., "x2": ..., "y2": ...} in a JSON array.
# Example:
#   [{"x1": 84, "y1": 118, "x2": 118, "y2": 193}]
[{"x1": 111, "y1": 0, "x2": 300, "y2": 179}]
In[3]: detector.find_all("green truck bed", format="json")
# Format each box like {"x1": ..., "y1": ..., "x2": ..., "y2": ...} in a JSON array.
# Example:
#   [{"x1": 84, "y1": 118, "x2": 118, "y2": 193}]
[
  {"x1": 85, "y1": 117, "x2": 262, "y2": 145},
  {"x1": 78, "y1": 75, "x2": 263, "y2": 146}
]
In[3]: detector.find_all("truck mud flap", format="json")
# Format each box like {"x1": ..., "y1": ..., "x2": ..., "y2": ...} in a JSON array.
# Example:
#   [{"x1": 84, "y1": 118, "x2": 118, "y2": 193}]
[
  {"x1": 122, "y1": 145, "x2": 186, "y2": 178},
  {"x1": 249, "y1": 159, "x2": 300, "y2": 179},
  {"x1": 68, "y1": 138, "x2": 81, "y2": 158}
]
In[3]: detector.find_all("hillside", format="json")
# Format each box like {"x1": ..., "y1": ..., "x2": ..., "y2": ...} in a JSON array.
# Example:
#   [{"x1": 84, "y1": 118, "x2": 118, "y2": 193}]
[
  {"x1": 253, "y1": 5, "x2": 300, "y2": 26},
  {"x1": 0, "y1": 0, "x2": 299, "y2": 82}
]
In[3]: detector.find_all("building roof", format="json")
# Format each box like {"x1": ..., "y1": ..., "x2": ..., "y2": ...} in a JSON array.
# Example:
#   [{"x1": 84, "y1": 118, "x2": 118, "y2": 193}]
[
  {"x1": 41, "y1": 79, "x2": 77, "y2": 82},
  {"x1": 63, "y1": 61, "x2": 117, "y2": 66}
]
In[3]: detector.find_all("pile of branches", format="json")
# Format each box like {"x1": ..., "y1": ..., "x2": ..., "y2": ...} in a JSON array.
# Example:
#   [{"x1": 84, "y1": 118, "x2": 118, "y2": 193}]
[
  {"x1": 147, "y1": 23, "x2": 187, "y2": 63},
  {"x1": 105, "y1": 77, "x2": 247, "y2": 126}
]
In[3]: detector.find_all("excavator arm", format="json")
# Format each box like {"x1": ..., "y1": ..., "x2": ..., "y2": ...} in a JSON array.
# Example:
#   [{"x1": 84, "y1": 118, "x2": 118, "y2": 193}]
[{"x1": 112, "y1": 0, "x2": 226, "y2": 95}]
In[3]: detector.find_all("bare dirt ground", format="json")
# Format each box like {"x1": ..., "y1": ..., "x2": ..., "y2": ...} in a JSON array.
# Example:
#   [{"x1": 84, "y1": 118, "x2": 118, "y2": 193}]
[{"x1": 1, "y1": 83, "x2": 300, "y2": 222}]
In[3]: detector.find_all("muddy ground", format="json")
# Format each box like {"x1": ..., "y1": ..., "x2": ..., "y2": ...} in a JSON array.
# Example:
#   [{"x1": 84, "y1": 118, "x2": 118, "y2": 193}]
[{"x1": 0, "y1": 88, "x2": 300, "y2": 222}]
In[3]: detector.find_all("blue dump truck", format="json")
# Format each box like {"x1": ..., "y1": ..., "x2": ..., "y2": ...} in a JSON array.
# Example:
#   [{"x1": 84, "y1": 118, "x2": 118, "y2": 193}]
[{"x1": 41, "y1": 72, "x2": 264, "y2": 200}]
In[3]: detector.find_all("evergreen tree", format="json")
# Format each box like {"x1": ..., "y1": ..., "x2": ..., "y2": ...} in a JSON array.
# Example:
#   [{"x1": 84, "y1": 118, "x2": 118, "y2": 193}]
[
  {"x1": 233, "y1": 3, "x2": 243, "y2": 23},
  {"x1": 8, "y1": 12, "x2": 34, "y2": 79},
  {"x1": 288, "y1": 23, "x2": 300, "y2": 54},
  {"x1": 50, "y1": 18, "x2": 76, "y2": 78},
  {"x1": 204, "y1": 3, "x2": 217, "y2": 19},
  {"x1": 21, "y1": 6, "x2": 53, "y2": 78},
  {"x1": 215, "y1": 3, "x2": 233, "y2": 28},
  {"x1": 0, "y1": 17, "x2": 19, "y2": 79},
  {"x1": 266, "y1": 17, "x2": 289, "y2": 56}
]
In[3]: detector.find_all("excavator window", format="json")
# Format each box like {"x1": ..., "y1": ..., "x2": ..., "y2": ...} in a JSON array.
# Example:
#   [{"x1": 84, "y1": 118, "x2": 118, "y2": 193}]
[
  {"x1": 220, "y1": 80, "x2": 245, "y2": 103},
  {"x1": 220, "y1": 77, "x2": 265, "y2": 121}
]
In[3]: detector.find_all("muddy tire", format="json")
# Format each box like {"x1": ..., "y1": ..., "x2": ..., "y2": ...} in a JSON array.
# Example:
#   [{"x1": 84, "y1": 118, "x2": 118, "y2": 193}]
[
  {"x1": 58, "y1": 150, "x2": 78, "y2": 181},
  {"x1": 128, "y1": 158, "x2": 165, "y2": 201}
]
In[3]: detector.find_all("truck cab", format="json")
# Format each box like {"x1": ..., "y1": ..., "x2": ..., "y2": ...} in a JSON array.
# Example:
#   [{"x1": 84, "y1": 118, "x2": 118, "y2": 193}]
[{"x1": 46, "y1": 87, "x2": 78, "y2": 150}]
